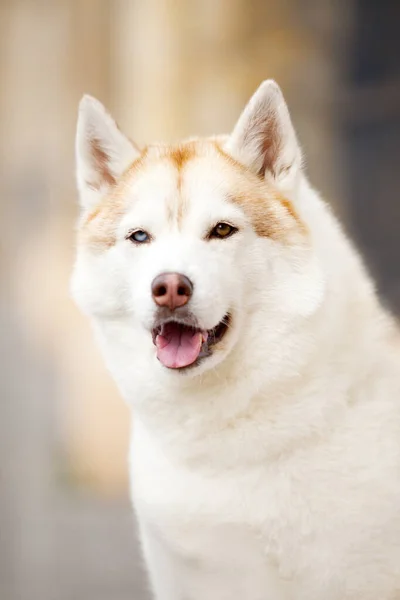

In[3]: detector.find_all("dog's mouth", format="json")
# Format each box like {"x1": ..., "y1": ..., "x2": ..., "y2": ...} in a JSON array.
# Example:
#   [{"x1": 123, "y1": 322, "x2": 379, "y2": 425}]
[{"x1": 152, "y1": 313, "x2": 231, "y2": 370}]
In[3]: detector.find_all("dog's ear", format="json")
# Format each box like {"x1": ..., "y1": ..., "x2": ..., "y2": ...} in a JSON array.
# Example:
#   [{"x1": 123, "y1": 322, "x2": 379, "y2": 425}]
[
  {"x1": 226, "y1": 80, "x2": 302, "y2": 191},
  {"x1": 76, "y1": 95, "x2": 140, "y2": 211}
]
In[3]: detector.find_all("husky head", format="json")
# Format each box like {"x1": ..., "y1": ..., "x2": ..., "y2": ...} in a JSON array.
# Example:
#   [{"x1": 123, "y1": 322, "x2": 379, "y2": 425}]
[{"x1": 72, "y1": 81, "x2": 325, "y2": 395}]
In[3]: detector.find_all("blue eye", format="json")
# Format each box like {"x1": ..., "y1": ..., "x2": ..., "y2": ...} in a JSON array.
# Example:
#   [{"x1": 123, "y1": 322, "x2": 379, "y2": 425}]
[{"x1": 127, "y1": 230, "x2": 151, "y2": 244}]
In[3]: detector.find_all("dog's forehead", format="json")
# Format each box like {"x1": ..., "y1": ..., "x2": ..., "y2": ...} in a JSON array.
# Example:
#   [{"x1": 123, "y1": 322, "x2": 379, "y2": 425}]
[
  {"x1": 126, "y1": 156, "x2": 180, "y2": 205},
  {"x1": 119, "y1": 141, "x2": 245, "y2": 232},
  {"x1": 129, "y1": 141, "x2": 234, "y2": 202}
]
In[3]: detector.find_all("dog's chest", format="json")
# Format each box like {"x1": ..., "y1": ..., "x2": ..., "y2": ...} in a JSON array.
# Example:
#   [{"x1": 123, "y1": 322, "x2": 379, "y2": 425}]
[{"x1": 130, "y1": 426, "x2": 299, "y2": 599}]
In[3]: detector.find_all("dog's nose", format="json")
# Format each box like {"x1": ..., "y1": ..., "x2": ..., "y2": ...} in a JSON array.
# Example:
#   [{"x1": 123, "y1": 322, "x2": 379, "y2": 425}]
[{"x1": 151, "y1": 272, "x2": 193, "y2": 310}]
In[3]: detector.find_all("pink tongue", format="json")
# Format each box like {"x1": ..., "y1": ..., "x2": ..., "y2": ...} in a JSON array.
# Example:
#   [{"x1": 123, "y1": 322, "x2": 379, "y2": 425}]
[{"x1": 156, "y1": 323, "x2": 203, "y2": 369}]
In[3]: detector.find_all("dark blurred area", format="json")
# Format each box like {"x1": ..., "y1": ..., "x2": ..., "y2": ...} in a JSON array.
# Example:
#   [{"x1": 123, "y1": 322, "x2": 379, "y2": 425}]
[
  {"x1": 0, "y1": 1, "x2": 399, "y2": 599},
  {"x1": 343, "y1": 0, "x2": 400, "y2": 307}
]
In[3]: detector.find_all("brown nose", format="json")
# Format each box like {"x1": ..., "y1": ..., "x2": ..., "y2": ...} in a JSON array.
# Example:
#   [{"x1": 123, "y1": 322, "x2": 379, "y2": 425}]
[{"x1": 151, "y1": 272, "x2": 193, "y2": 310}]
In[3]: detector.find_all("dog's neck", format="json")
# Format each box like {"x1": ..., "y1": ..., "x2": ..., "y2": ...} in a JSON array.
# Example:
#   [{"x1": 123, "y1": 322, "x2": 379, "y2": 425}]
[{"x1": 122, "y1": 283, "x2": 385, "y2": 468}]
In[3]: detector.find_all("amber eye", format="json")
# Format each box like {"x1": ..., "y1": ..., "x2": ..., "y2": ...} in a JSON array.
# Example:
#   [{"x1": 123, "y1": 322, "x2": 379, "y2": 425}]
[
  {"x1": 127, "y1": 229, "x2": 151, "y2": 244},
  {"x1": 209, "y1": 222, "x2": 237, "y2": 239}
]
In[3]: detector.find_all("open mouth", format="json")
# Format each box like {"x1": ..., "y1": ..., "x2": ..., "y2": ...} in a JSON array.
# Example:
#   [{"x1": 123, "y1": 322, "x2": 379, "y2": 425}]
[{"x1": 152, "y1": 314, "x2": 231, "y2": 370}]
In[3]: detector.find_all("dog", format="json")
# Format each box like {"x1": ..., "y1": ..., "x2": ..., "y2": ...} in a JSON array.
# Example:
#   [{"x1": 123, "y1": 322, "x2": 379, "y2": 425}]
[{"x1": 71, "y1": 80, "x2": 400, "y2": 599}]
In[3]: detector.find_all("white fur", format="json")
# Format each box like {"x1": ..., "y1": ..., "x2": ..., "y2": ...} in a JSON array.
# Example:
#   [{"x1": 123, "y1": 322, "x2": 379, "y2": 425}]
[
  {"x1": 76, "y1": 94, "x2": 140, "y2": 211},
  {"x1": 72, "y1": 81, "x2": 400, "y2": 599},
  {"x1": 226, "y1": 80, "x2": 302, "y2": 194}
]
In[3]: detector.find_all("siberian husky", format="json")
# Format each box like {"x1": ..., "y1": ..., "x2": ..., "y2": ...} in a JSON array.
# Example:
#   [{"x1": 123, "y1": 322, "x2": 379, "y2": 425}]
[{"x1": 72, "y1": 81, "x2": 400, "y2": 599}]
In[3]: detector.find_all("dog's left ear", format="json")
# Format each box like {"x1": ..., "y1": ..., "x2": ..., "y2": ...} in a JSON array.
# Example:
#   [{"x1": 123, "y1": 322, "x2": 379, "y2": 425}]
[
  {"x1": 226, "y1": 80, "x2": 302, "y2": 190},
  {"x1": 76, "y1": 95, "x2": 140, "y2": 211}
]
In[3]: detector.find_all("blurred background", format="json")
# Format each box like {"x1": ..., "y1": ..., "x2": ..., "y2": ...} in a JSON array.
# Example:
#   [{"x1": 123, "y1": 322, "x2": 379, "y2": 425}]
[{"x1": 0, "y1": 1, "x2": 399, "y2": 599}]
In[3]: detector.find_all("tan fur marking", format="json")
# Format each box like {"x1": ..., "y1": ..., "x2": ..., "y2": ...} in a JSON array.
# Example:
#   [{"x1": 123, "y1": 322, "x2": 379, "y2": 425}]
[
  {"x1": 176, "y1": 185, "x2": 187, "y2": 227},
  {"x1": 168, "y1": 143, "x2": 196, "y2": 171},
  {"x1": 80, "y1": 152, "x2": 148, "y2": 250},
  {"x1": 229, "y1": 190, "x2": 305, "y2": 240},
  {"x1": 89, "y1": 138, "x2": 116, "y2": 190},
  {"x1": 278, "y1": 195, "x2": 305, "y2": 231},
  {"x1": 79, "y1": 191, "x2": 126, "y2": 249},
  {"x1": 164, "y1": 143, "x2": 196, "y2": 227},
  {"x1": 214, "y1": 141, "x2": 306, "y2": 241}
]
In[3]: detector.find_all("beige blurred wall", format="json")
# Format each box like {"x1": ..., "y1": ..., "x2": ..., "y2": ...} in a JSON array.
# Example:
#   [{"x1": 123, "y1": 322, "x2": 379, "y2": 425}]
[{"x1": 0, "y1": 0, "x2": 345, "y2": 494}]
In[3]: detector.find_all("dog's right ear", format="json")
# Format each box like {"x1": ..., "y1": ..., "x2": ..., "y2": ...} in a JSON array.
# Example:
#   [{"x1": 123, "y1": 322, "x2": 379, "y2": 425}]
[{"x1": 76, "y1": 95, "x2": 140, "y2": 211}]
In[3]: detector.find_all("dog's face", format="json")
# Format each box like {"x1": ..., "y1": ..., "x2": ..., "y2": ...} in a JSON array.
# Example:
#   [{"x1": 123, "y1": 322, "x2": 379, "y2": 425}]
[{"x1": 72, "y1": 81, "x2": 324, "y2": 381}]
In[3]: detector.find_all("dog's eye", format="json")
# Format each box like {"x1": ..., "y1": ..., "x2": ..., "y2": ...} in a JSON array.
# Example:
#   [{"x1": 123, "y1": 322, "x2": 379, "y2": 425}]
[
  {"x1": 127, "y1": 229, "x2": 151, "y2": 244},
  {"x1": 209, "y1": 222, "x2": 237, "y2": 239}
]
